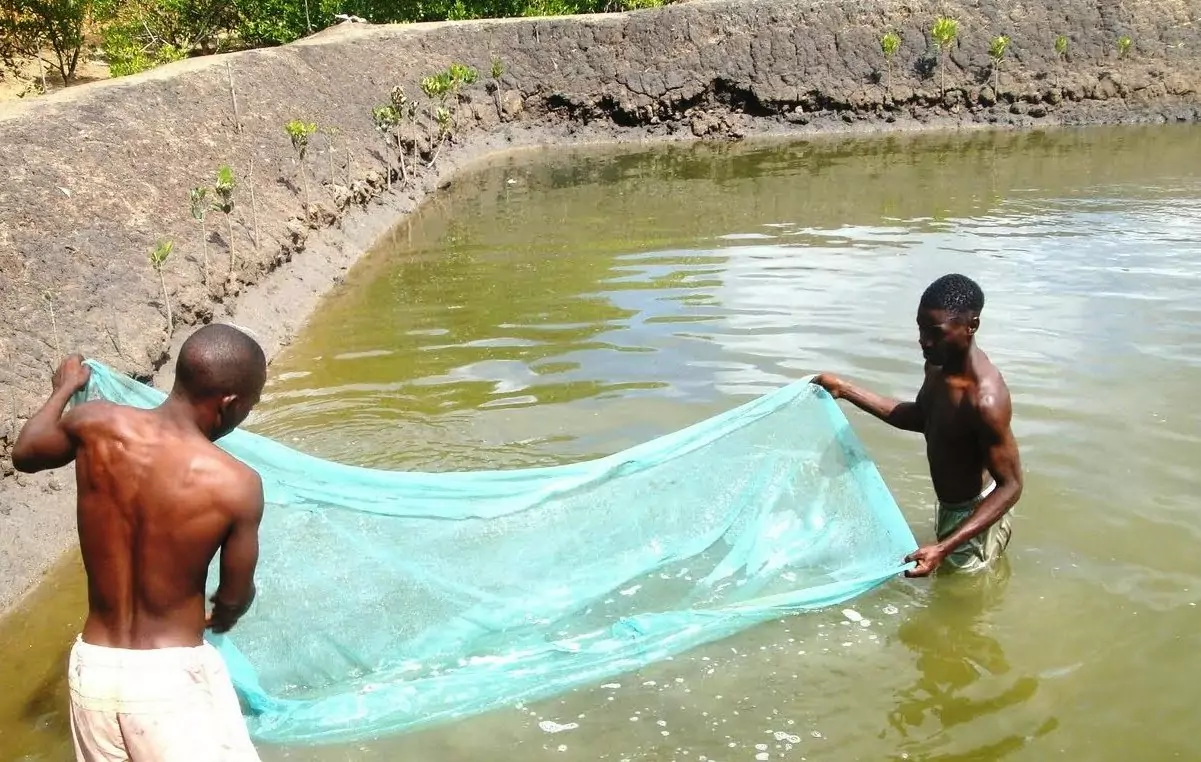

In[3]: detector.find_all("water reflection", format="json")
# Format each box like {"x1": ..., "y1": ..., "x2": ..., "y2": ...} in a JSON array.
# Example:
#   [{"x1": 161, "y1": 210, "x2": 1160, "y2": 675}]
[{"x1": 886, "y1": 563, "x2": 1057, "y2": 760}]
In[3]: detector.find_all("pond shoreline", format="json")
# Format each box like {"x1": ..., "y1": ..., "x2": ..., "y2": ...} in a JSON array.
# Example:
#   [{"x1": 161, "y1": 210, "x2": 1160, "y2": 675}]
[{"x1": 1, "y1": 0, "x2": 1199, "y2": 615}]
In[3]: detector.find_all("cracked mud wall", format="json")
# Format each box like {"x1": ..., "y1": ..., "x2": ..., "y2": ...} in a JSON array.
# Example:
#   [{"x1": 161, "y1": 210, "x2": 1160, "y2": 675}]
[{"x1": 0, "y1": 0, "x2": 1198, "y2": 611}]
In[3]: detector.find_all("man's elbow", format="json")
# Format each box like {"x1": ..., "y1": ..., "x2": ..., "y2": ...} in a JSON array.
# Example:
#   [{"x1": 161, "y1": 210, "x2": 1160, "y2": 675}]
[
  {"x1": 999, "y1": 472, "x2": 1023, "y2": 505},
  {"x1": 11, "y1": 445, "x2": 43, "y2": 474}
]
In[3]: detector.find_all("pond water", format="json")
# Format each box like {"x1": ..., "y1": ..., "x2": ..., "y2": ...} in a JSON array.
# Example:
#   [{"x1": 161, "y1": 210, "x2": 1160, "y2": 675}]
[{"x1": 3, "y1": 124, "x2": 1201, "y2": 761}]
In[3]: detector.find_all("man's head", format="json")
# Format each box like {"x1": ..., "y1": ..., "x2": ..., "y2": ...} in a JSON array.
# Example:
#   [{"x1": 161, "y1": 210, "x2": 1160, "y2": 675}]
[
  {"x1": 172, "y1": 324, "x2": 267, "y2": 440},
  {"x1": 916, "y1": 273, "x2": 984, "y2": 367}
]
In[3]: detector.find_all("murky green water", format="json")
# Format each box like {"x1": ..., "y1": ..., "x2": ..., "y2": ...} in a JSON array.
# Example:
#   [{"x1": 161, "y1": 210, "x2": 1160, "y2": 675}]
[{"x1": 5, "y1": 124, "x2": 1201, "y2": 761}]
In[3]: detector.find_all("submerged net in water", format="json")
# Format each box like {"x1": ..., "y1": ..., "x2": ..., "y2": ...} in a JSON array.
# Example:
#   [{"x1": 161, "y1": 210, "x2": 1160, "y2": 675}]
[{"x1": 76, "y1": 360, "x2": 916, "y2": 746}]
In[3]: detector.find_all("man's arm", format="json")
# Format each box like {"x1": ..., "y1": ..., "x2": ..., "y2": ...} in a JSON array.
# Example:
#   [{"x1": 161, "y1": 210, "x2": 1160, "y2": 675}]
[
  {"x1": 207, "y1": 469, "x2": 265, "y2": 634},
  {"x1": 12, "y1": 355, "x2": 93, "y2": 473},
  {"x1": 905, "y1": 388, "x2": 1023, "y2": 576},
  {"x1": 812, "y1": 373, "x2": 925, "y2": 433}
]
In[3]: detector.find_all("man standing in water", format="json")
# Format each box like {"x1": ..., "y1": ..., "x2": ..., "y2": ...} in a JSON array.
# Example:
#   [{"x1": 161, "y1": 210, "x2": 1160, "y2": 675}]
[
  {"x1": 13, "y1": 323, "x2": 267, "y2": 761},
  {"x1": 811, "y1": 274, "x2": 1023, "y2": 577}
]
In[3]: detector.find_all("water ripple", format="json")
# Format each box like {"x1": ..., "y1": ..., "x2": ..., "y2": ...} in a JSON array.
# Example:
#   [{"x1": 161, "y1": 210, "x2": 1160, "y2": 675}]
[{"x1": 249, "y1": 129, "x2": 1201, "y2": 762}]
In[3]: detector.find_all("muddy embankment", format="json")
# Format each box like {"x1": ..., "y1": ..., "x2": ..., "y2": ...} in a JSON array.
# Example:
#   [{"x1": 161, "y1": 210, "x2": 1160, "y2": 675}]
[{"x1": 1, "y1": 0, "x2": 1199, "y2": 613}]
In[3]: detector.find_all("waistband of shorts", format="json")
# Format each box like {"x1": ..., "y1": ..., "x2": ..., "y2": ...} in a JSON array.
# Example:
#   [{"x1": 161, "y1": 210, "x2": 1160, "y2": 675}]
[
  {"x1": 71, "y1": 635, "x2": 218, "y2": 667},
  {"x1": 938, "y1": 479, "x2": 997, "y2": 512}
]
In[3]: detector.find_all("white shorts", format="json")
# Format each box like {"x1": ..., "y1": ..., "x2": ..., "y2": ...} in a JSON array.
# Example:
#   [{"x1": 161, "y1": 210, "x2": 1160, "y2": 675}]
[{"x1": 67, "y1": 636, "x2": 261, "y2": 761}]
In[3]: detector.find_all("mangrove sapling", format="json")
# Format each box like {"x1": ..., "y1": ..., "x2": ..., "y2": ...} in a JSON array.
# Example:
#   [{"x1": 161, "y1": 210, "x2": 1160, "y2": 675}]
[
  {"x1": 371, "y1": 104, "x2": 400, "y2": 190},
  {"x1": 448, "y1": 63, "x2": 478, "y2": 90},
  {"x1": 931, "y1": 16, "x2": 959, "y2": 96},
  {"x1": 488, "y1": 55, "x2": 504, "y2": 111},
  {"x1": 212, "y1": 165, "x2": 237, "y2": 289},
  {"x1": 421, "y1": 64, "x2": 477, "y2": 166},
  {"x1": 880, "y1": 31, "x2": 900, "y2": 93},
  {"x1": 419, "y1": 74, "x2": 447, "y2": 165},
  {"x1": 1054, "y1": 35, "x2": 1069, "y2": 89},
  {"x1": 320, "y1": 125, "x2": 342, "y2": 188},
  {"x1": 448, "y1": 64, "x2": 479, "y2": 124},
  {"x1": 227, "y1": 61, "x2": 242, "y2": 134},
  {"x1": 284, "y1": 119, "x2": 318, "y2": 208},
  {"x1": 1118, "y1": 36, "x2": 1132, "y2": 59},
  {"x1": 432, "y1": 107, "x2": 452, "y2": 164},
  {"x1": 420, "y1": 70, "x2": 454, "y2": 115},
  {"x1": 389, "y1": 87, "x2": 416, "y2": 184},
  {"x1": 149, "y1": 239, "x2": 174, "y2": 336},
  {"x1": 42, "y1": 290, "x2": 59, "y2": 357},
  {"x1": 989, "y1": 35, "x2": 1010, "y2": 92},
  {"x1": 189, "y1": 186, "x2": 210, "y2": 285}
]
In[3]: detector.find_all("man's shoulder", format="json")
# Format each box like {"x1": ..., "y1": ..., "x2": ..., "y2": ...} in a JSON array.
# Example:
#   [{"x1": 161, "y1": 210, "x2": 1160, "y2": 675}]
[
  {"x1": 206, "y1": 445, "x2": 262, "y2": 488},
  {"x1": 65, "y1": 400, "x2": 147, "y2": 437},
  {"x1": 970, "y1": 363, "x2": 1012, "y2": 429},
  {"x1": 217, "y1": 452, "x2": 264, "y2": 515},
  {"x1": 188, "y1": 442, "x2": 264, "y2": 515}
]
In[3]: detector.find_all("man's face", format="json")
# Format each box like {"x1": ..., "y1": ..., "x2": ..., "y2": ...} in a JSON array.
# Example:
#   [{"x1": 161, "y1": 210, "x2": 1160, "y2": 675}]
[{"x1": 916, "y1": 307, "x2": 974, "y2": 366}]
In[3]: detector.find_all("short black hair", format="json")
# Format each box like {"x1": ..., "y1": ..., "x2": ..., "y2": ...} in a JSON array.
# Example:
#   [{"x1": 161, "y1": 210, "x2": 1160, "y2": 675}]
[
  {"x1": 175, "y1": 323, "x2": 267, "y2": 400},
  {"x1": 919, "y1": 273, "x2": 984, "y2": 318}
]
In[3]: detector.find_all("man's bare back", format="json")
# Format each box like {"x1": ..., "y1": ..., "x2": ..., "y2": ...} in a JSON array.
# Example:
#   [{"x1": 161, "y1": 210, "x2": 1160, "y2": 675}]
[
  {"x1": 67, "y1": 401, "x2": 263, "y2": 649},
  {"x1": 13, "y1": 324, "x2": 269, "y2": 761},
  {"x1": 811, "y1": 274, "x2": 1023, "y2": 577}
]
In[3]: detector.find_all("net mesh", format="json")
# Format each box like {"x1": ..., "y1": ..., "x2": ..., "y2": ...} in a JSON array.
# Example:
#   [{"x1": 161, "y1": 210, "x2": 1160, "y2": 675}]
[{"x1": 76, "y1": 360, "x2": 916, "y2": 745}]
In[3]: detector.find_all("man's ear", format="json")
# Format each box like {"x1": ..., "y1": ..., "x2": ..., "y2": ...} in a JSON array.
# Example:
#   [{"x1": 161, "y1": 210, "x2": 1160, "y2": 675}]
[
  {"x1": 217, "y1": 393, "x2": 238, "y2": 424},
  {"x1": 967, "y1": 314, "x2": 980, "y2": 335}
]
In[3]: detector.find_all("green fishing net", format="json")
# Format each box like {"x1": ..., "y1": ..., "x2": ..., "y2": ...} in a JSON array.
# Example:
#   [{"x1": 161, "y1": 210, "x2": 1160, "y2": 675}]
[{"x1": 77, "y1": 360, "x2": 915, "y2": 745}]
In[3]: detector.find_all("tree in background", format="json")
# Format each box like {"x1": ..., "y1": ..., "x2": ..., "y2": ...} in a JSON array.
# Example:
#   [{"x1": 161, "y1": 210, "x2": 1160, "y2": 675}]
[
  {"x1": 94, "y1": 0, "x2": 238, "y2": 75},
  {"x1": 3, "y1": 0, "x2": 671, "y2": 88},
  {"x1": 0, "y1": 0, "x2": 91, "y2": 85}
]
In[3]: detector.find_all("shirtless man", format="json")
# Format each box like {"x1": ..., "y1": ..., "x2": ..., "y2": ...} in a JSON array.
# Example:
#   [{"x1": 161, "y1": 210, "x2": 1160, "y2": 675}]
[
  {"x1": 811, "y1": 273, "x2": 1023, "y2": 577},
  {"x1": 13, "y1": 323, "x2": 268, "y2": 761}
]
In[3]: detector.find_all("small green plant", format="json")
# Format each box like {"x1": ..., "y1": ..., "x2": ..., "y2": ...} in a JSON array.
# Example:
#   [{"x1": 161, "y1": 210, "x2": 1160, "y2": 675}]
[
  {"x1": 1117, "y1": 35, "x2": 1132, "y2": 59},
  {"x1": 488, "y1": 55, "x2": 506, "y2": 111},
  {"x1": 421, "y1": 64, "x2": 478, "y2": 105},
  {"x1": 1054, "y1": 34, "x2": 1069, "y2": 88},
  {"x1": 390, "y1": 86, "x2": 416, "y2": 183},
  {"x1": 371, "y1": 103, "x2": 400, "y2": 190},
  {"x1": 988, "y1": 35, "x2": 1010, "y2": 91},
  {"x1": 149, "y1": 239, "x2": 174, "y2": 336},
  {"x1": 448, "y1": 63, "x2": 477, "y2": 86},
  {"x1": 880, "y1": 31, "x2": 901, "y2": 91},
  {"x1": 284, "y1": 119, "x2": 318, "y2": 207},
  {"x1": 212, "y1": 165, "x2": 237, "y2": 287},
  {"x1": 420, "y1": 72, "x2": 451, "y2": 101},
  {"x1": 931, "y1": 16, "x2": 959, "y2": 95},
  {"x1": 188, "y1": 186, "x2": 210, "y2": 285},
  {"x1": 429, "y1": 107, "x2": 454, "y2": 164},
  {"x1": 420, "y1": 63, "x2": 478, "y2": 164}
]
